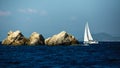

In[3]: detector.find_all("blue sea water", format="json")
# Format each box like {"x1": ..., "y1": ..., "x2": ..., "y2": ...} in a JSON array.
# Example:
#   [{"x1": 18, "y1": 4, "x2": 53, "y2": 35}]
[{"x1": 0, "y1": 42, "x2": 120, "y2": 68}]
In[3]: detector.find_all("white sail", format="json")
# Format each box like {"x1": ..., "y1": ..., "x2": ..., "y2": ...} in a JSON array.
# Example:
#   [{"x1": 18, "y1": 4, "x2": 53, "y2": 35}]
[
  {"x1": 86, "y1": 23, "x2": 93, "y2": 41},
  {"x1": 84, "y1": 24, "x2": 88, "y2": 42},
  {"x1": 83, "y1": 22, "x2": 98, "y2": 45}
]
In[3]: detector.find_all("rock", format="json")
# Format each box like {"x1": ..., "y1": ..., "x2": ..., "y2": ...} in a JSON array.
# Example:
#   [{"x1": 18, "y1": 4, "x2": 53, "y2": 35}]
[
  {"x1": 2, "y1": 30, "x2": 79, "y2": 46},
  {"x1": 45, "y1": 31, "x2": 79, "y2": 45},
  {"x1": 27, "y1": 32, "x2": 45, "y2": 45},
  {"x1": 2, "y1": 30, "x2": 28, "y2": 45}
]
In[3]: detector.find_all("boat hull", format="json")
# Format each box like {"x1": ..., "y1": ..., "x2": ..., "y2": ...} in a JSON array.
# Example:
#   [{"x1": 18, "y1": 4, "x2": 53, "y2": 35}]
[{"x1": 84, "y1": 41, "x2": 98, "y2": 45}]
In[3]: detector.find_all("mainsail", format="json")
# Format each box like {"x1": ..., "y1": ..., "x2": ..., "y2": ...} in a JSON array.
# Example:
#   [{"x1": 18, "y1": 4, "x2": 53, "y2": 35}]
[
  {"x1": 84, "y1": 22, "x2": 93, "y2": 42},
  {"x1": 86, "y1": 23, "x2": 93, "y2": 41},
  {"x1": 84, "y1": 24, "x2": 88, "y2": 42}
]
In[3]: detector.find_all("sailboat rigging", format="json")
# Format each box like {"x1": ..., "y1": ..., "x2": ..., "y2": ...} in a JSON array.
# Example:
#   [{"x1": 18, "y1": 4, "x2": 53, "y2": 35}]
[{"x1": 84, "y1": 22, "x2": 98, "y2": 45}]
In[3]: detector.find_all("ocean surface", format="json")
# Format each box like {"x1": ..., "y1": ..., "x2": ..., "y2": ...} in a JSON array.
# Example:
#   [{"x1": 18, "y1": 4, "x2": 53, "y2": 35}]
[{"x1": 0, "y1": 42, "x2": 120, "y2": 68}]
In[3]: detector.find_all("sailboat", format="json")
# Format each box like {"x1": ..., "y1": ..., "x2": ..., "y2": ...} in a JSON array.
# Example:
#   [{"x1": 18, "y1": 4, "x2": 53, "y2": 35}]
[{"x1": 84, "y1": 22, "x2": 98, "y2": 45}]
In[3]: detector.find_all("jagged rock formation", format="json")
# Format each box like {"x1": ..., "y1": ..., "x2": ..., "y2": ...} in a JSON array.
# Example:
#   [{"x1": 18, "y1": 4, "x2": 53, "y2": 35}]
[
  {"x1": 2, "y1": 30, "x2": 79, "y2": 46},
  {"x1": 45, "y1": 31, "x2": 79, "y2": 45},
  {"x1": 27, "y1": 32, "x2": 45, "y2": 45},
  {"x1": 2, "y1": 30, "x2": 28, "y2": 45}
]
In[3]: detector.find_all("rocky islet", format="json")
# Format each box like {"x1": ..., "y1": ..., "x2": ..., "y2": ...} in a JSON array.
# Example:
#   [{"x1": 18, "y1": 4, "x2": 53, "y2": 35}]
[{"x1": 2, "y1": 30, "x2": 79, "y2": 46}]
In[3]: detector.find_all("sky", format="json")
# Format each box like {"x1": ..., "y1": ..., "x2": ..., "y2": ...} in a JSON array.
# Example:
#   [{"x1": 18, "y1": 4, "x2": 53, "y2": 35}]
[{"x1": 0, "y1": 0, "x2": 120, "y2": 41}]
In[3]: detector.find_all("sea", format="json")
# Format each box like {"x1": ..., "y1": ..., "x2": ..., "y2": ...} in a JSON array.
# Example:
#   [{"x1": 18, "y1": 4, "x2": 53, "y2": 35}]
[{"x1": 0, "y1": 42, "x2": 120, "y2": 68}]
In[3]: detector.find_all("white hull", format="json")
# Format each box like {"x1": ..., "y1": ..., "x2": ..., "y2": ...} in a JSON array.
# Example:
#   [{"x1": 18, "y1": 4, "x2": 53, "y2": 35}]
[{"x1": 84, "y1": 41, "x2": 98, "y2": 45}]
